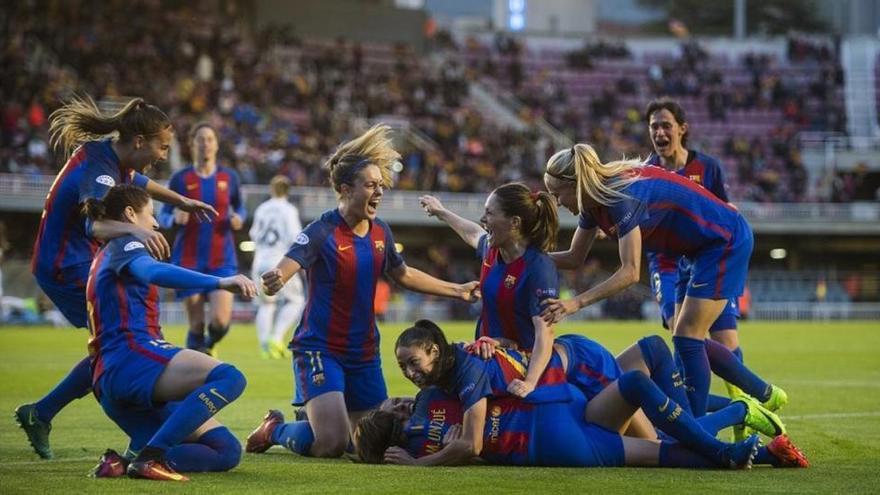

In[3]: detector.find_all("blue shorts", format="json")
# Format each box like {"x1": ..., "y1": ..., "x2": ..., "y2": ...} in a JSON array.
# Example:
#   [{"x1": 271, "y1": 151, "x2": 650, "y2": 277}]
[
  {"x1": 530, "y1": 394, "x2": 625, "y2": 467},
  {"x1": 35, "y1": 268, "x2": 88, "y2": 328},
  {"x1": 557, "y1": 334, "x2": 621, "y2": 401},
  {"x1": 94, "y1": 336, "x2": 182, "y2": 408},
  {"x1": 676, "y1": 261, "x2": 740, "y2": 332},
  {"x1": 684, "y1": 217, "x2": 753, "y2": 301},
  {"x1": 291, "y1": 349, "x2": 387, "y2": 412},
  {"x1": 175, "y1": 266, "x2": 239, "y2": 299}
]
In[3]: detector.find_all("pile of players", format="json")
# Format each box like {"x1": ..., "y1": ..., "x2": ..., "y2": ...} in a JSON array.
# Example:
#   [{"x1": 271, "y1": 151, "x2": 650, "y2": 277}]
[{"x1": 15, "y1": 95, "x2": 807, "y2": 481}]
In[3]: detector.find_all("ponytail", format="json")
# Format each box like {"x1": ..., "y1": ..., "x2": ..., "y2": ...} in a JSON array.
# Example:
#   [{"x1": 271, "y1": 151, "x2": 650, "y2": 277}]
[
  {"x1": 49, "y1": 95, "x2": 171, "y2": 158},
  {"x1": 325, "y1": 124, "x2": 399, "y2": 196},
  {"x1": 545, "y1": 143, "x2": 642, "y2": 209},
  {"x1": 491, "y1": 183, "x2": 559, "y2": 252}
]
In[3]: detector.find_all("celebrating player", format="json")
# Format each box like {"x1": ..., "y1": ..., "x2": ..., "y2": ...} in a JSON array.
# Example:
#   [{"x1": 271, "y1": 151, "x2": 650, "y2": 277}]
[
  {"x1": 419, "y1": 183, "x2": 559, "y2": 398},
  {"x1": 84, "y1": 185, "x2": 254, "y2": 481},
  {"x1": 246, "y1": 124, "x2": 479, "y2": 458},
  {"x1": 249, "y1": 175, "x2": 306, "y2": 358},
  {"x1": 159, "y1": 123, "x2": 246, "y2": 356},
  {"x1": 16, "y1": 96, "x2": 216, "y2": 459},
  {"x1": 541, "y1": 143, "x2": 781, "y2": 418}
]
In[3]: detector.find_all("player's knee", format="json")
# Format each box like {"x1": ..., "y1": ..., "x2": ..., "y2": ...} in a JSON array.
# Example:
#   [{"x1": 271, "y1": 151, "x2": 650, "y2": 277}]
[
  {"x1": 209, "y1": 363, "x2": 247, "y2": 402},
  {"x1": 638, "y1": 335, "x2": 671, "y2": 371},
  {"x1": 616, "y1": 370, "x2": 652, "y2": 405},
  {"x1": 200, "y1": 427, "x2": 242, "y2": 471},
  {"x1": 310, "y1": 433, "x2": 348, "y2": 458}
]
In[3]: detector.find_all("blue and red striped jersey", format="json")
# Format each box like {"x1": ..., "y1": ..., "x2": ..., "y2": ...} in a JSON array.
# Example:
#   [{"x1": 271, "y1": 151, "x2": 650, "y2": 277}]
[
  {"x1": 449, "y1": 344, "x2": 571, "y2": 411},
  {"x1": 403, "y1": 386, "x2": 536, "y2": 465},
  {"x1": 159, "y1": 165, "x2": 245, "y2": 272},
  {"x1": 32, "y1": 140, "x2": 149, "y2": 285},
  {"x1": 285, "y1": 209, "x2": 404, "y2": 362},
  {"x1": 645, "y1": 150, "x2": 730, "y2": 273},
  {"x1": 86, "y1": 235, "x2": 162, "y2": 382},
  {"x1": 578, "y1": 166, "x2": 744, "y2": 257},
  {"x1": 475, "y1": 234, "x2": 559, "y2": 350}
]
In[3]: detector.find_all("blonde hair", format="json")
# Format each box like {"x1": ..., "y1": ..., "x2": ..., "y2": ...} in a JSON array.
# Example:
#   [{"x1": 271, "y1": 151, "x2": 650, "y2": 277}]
[
  {"x1": 545, "y1": 143, "x2": 642, "y2": 210},
  {"x1": 49, "y1": 95, "x2": 171, "y2": 158},
  {"x1": 324, "y1": 124, "x2": 400, "y2": 198},
  {"x1": 269, "y1": 175, "x2": 291, "y2": 197}
]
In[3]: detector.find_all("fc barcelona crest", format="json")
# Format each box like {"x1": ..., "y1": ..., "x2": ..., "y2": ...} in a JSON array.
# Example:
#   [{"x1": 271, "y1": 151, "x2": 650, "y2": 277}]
[
  {"x1": 312, "y1": 372, "x2": 325, "y2": 386},
  {"x1": 218, "y1": 180, "x2": 228, "y2": 190},
  {"x1": 374, "y1": 240, "x2": 385, "y2": 253},
  {"x1": 504, "y1": 274, "x2": 516, "y2": 288}
]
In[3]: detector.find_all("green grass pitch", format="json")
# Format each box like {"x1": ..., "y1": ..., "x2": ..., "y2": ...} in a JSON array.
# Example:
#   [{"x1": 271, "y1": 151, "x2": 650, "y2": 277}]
[{"x1": 1, "y1": 320, "x2": 878, "y2": 494}]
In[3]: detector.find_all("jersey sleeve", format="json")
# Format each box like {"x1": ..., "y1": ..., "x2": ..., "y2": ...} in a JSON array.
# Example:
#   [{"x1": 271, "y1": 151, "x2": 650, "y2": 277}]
[
  {"x1": 382, "y1": 223, "x2": 404, "y2": 271},
  {"x1": 577, "y1": 212, "x2": 596, "y2": 230},
  {"x1": 452, "y1": 347, "x2": 494, "y2": 410},
  {"x1": 706, "y1": 157, "x2": 730, "y2": 202},
  {"x1": 284, "y1": 219, "x2": 326, "y2": 269},
  {"x1": 78, "y1": 163, "x2": 115, "y2": 204},
  {"x1": 229, "y1": 170, "x2": 247, "y2": 221},
  {"x1": 107, "y1": 236, "x2": 152, "y2": 274},
  {"x1": 606, "y1": 196, "x2": 644, "y2": 237},
  {"x1": 476, "y1": 233, "x2": 489, "y2": 260},
  {"x1": 525, "y1": 254, "x2": 560, "y2": 317},
  {"x1": 131, "y1": 171, "x2": 150, "y2": 189}
]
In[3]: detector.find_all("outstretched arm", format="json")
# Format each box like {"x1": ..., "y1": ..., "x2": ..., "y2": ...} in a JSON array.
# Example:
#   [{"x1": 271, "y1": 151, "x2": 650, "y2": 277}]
[
  {"x1": 126, "y1": 255, "x2": 256, "y2": 297},
  {"x1": 90, "y1": 221, "x2": 170, "y2": 260},
  {"x1": 420, "y1": 195, "x2": 485, "y2": 250},
  {"x1": 542, "y1": 227, "x2": 642, "y2": 324},
  {"x1": 145, "y1": 179, "x2": 218, "y2": 221},
  {"x1": 388, "y1": 262, "x2": 479, "y2": 303},
  {"x1": 260, "y1": 256, "x2": 303, "y2": 296},
  {"x1": 549, "y1": 226, "x2": 597, "y2": 270}
]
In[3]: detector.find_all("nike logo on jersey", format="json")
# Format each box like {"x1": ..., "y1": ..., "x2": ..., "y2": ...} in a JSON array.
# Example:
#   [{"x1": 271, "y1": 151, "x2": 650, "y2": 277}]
[
  {"x1": 338, "y1": 245, "x2": 352, "y2": 252},
  {"x1": 691, "y1": 282, "x2": 708, "y2": 288}
]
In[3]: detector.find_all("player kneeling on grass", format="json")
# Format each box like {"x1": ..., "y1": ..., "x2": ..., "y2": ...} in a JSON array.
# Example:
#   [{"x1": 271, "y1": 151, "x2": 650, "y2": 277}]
[
  {"x1": 83, "y1": 185, "x2": 255, "y2": 481},
  {"x1": 352, "y1": 320, "x2": 808, "y2": 469}
]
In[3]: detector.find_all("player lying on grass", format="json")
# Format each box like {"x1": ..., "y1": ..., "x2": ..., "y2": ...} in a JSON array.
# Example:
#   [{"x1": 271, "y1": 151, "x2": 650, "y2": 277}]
[
  {"x1": 354, "y1": 384, "x2": 807, "y2": 468},
  {"x1": 83, "y1": 185, "x2": 255, "y2": 481}
]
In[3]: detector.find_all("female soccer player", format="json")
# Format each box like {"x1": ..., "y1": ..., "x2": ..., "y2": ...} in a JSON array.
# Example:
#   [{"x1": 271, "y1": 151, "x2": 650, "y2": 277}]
[
  {"x1": 16, "y1": 96, "x2": 216, "y2": 459},
  {"x1": 159, "y1": 123, "x2": 245, "y2": 356},
  {"x1": 246, "y1": 124, "x2": 479, "y2": 458},
  {"x1": 541, "y1": 143, "x2": 779, "y2": 418},
  {"x1": 85, "y1": 185, "x2": 255, "y2": 481},
  {"x1": 419, "y1": 183, "x2": 559, "y2": 399},
  {"x1": 353, "y1": 320, "x2": 806, "y2": 468},
  {"x1": 249, "y1": 175, "x2": 306, "y2": 358}
]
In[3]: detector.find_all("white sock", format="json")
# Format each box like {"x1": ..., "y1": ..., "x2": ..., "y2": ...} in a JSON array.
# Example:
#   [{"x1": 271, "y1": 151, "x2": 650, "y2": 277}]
[
  {"x1": 255, "y1": 302, "x2": 276, "y2": 349},
  {"x1": 272, "y1": 295, "x2": 305, "y2": 344}
]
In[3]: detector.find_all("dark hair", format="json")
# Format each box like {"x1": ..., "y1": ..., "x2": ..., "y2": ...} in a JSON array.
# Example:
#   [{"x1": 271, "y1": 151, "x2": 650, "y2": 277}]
[
  {"x1": 81, "y1": 184, "x2": 151, "y2": 221},
  {"x1": 491, "y1": 183, "x2": 558, "y2": 252},
  {"x1": 188, "y1": 122, "x2": 217, "y2": 143},
  {"x1": 49, "y1": 95, "x2": 171, "y2": 158},
  {"x1": 644, "y1": 97, "x2": 688, "y2": 147},
  {"x1": 354, "y1": 410, "x2": 404, "y2": 464},
  {"x1": 395, "y1": 319, "x2": 456, "y2": 390}
]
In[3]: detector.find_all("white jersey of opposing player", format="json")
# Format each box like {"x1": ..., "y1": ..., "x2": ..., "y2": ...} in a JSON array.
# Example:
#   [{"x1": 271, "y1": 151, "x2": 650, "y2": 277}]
[{"x1": 250, "y1": 197, "x2": 304, "y2": 302}]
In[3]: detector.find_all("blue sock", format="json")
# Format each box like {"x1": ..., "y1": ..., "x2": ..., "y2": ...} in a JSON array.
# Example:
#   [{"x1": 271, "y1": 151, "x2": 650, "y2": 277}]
[
  {"x1": 143, "y1": 364, "x2": 246, "y2": 453},
  {"x1": 34, "y1": 356, "x2": 92, "y2": 422},
  {"x1": 186, "y1": 325, "x2": 206, "y2": 350},
  {"x1": 753, "y1": 446, "x2": 781, "y2": 466},
  {"x1": 616, "y1": 370, "x2": 725, "y2": 462},
  {"x1": 697, "y1": 402, "x2": 746, "y2": 436},
  {"x1": 658, "y1": 442, "x2": 716, "y2": 468},
  {"x1": 705, "y1": 340, "x2": 771, "y2": 402},
  {"x1": 207, "y1": 323, "x2": 230, "y2": 348},
  {"x1": 673, "y1": 336, "x2": 711, "y2": 417},
  {"x1": 707, "y1": 394, "x2": 731, "y2": 412},
  {"x1": 271, "y1": 420, "x2": 315, "y2": 456},
  {"x1": 638, "y1": 335, "x2": 692, "y2": 415},
  {"x1": 166, "y1": 427, "x2": 242, "y2": 472},
  {"x1": 732, "y1": 346, "x2": 744, "y2": 362}
]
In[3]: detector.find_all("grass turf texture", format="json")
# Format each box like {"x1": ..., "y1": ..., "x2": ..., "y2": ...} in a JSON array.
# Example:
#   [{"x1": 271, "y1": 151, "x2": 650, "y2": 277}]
[{"x1": 1, "y1": 321, "x2": 878, "y2": 494}]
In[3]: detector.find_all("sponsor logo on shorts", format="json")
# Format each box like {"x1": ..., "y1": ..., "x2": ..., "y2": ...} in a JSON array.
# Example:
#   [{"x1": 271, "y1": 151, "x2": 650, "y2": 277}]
[
  {"x1": 95, "y1": 175, "x2": 116, "y2": 187},
  {"x1": 488, "y1": 405, "x2": 502, "y2": 443},
  {"x1": 691, "y1": 282, "x2": 708, "y2": 288}
]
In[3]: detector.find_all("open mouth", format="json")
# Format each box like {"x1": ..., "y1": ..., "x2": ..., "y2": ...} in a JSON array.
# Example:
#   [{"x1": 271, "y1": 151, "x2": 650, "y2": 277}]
[
  {"x1": 653, "y1": 138, "x2": 671, "y2": 153},
  {"x1": 366, "y1": 198, "x2": 380, "y2": 214}
]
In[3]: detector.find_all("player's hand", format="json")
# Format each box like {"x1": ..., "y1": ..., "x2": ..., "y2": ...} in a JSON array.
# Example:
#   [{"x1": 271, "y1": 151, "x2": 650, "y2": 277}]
[
  {"x1": 229, "y1": 213, "x2": 244, "y2": 231},
  {"x1": 507, "y1": 379, "x2": 535, "y2": 398},
  {"x1": 133, "y1": 227, "x2": 171, "y2": 260},
  {"x1": 464, "y1": 336, "x2": 499, "y2": 360},
  {"x1": 443, "y1": 424, "x2": 462, "y2": 446},
  {"x1": 419, "y1": 195, "x2": 446, "y2": 217},
  {"x1": 595, "y1": 229, "x2": 608, "y2": 240},
  {"x1": 383, "y1": 446, "x2": 416, "y2": 465},
  {"x1": 219, "y1": 274, "x2": 257, "y2": 298},
  {"x1": 173, "y1": 209, "x2": 190, "y2": 226},
  {"x1": 178, "y1": 197, "x2": 218, "y2": 221},
  {"x1": 261, "y1": 268, "x2": 284, "y2": 296},
  {"x1": 540, "y1": 297, "x2": 580, "y2": 324},
  {"x1": 458, "y1": 281, "x2": 481, "y2": 303}
]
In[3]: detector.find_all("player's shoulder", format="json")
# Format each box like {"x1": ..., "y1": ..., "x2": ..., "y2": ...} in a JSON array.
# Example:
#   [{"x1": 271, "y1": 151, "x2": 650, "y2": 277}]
[
  {"x1": 105, "y1": 234, "x2": 147, "y2": 255},
  {"x1": 296, "y1": 209, "x2": 339, "y2": 243},
  {"x1": 692, "y1": 150, "x2": 723, "y2": 169},
  {"x1": 217, "y1": 165, "x2": 242, "y2": 180}
]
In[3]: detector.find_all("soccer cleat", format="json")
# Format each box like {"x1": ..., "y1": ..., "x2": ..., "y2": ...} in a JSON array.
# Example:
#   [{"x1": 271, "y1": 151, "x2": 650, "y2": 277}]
[
  {"x1": 89, "y1": 449, "x2": 129, "y2": 478},
  {"x1": 246, "y1": 409, "x2": 285, "y2": 453},
  {"x1": 731, "y1": 424, "x2": 751, "y2": 443},
  {"x1": 724, "y1": 381, "x2": 745, "y2": 399},
  {"x1": 767, "y1": 435, "x2": 810, "y2": 468},
  {"x1": 127, "y1": 459, "x2": 189, "y2": 481},
  {"x1": 732, "y1": 395, "x2": 786, "y2": 437},
  {"x1": 269, "y1": 341, "x2": 291, "y2": 359},
  {"x1": 720, "y1": 434, "x2": 760, "y2": 469},
  {"x1": 762, "y1": 385, "x2": 788, "y2": 412},
  {"x1": 14, "y1": 403, "x2": 53, "y2": 459}
]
